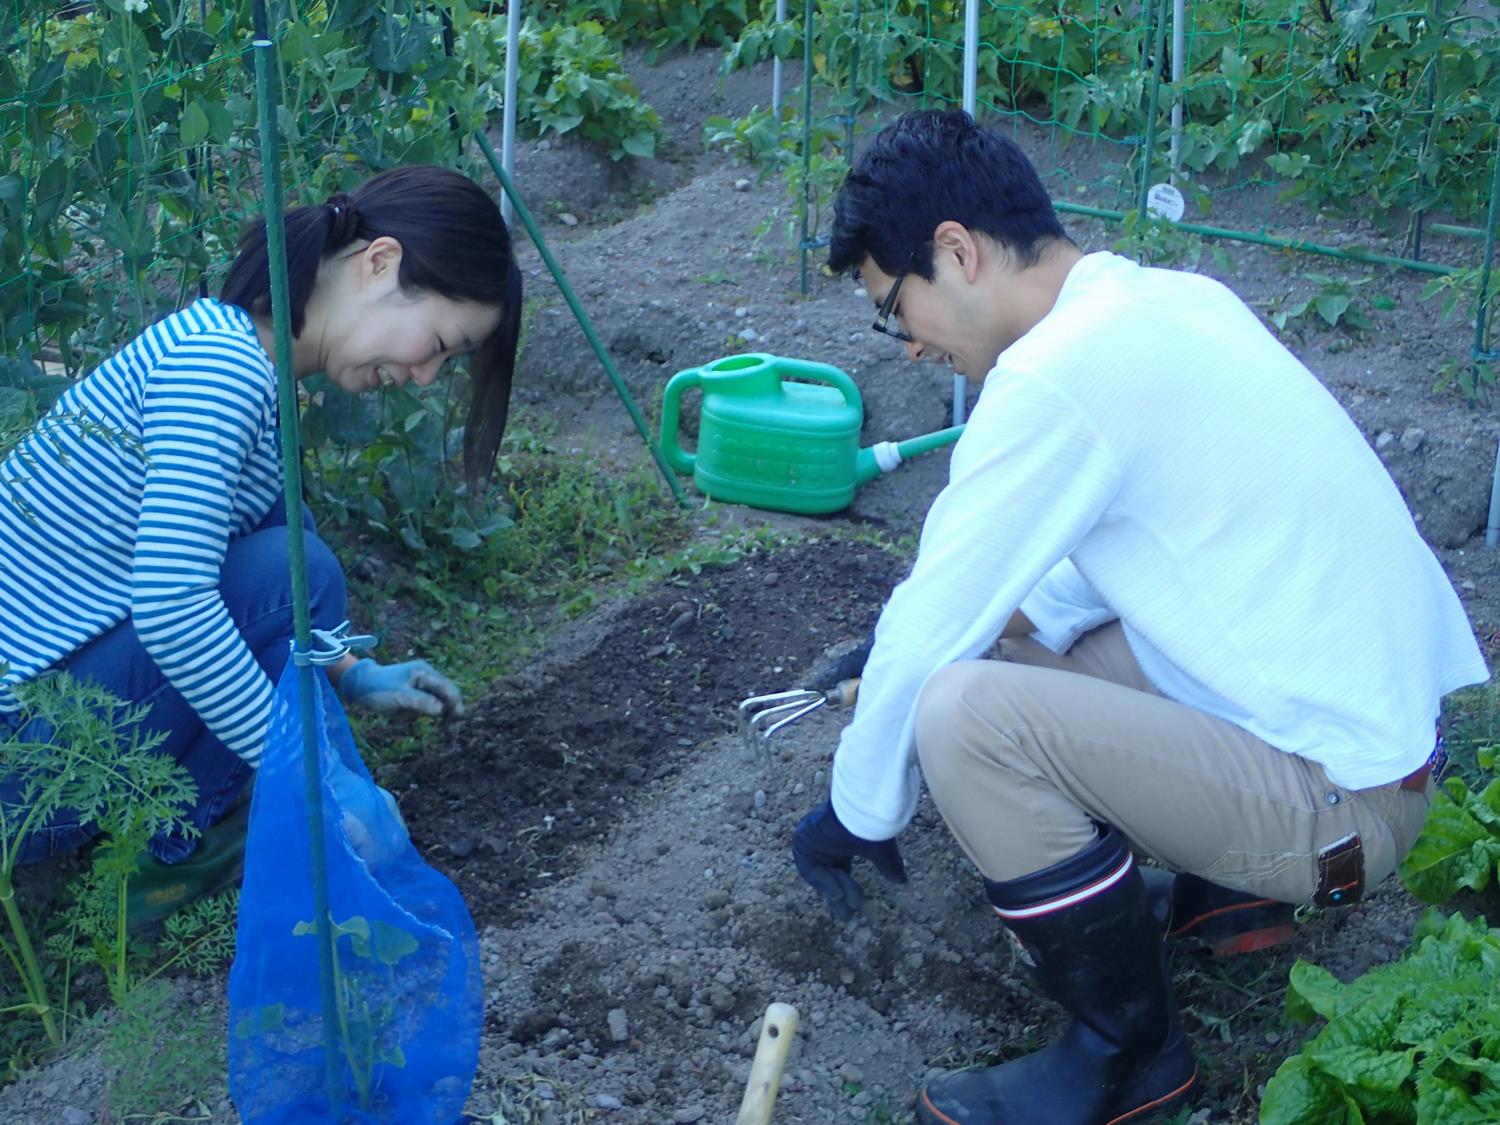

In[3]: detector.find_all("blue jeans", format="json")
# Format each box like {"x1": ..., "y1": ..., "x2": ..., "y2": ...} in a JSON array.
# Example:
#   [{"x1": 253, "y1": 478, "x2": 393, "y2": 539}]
[{"x1": 0, "y1": 498, "x2": 347, "y2": 864}]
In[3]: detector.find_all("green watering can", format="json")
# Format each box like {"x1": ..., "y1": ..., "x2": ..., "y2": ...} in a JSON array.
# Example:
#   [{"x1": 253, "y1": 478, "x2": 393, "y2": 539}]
[{"x1": 659, "y1": 352, "x2": 965, "y2": 515}]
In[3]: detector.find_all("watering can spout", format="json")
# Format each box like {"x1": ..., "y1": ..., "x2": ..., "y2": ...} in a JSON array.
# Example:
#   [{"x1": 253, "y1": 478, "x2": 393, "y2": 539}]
[
  {"x1": 855, "y1": 443, "x2": 898, "y2": 486},
  {"x1": 856, "y1": 425, "x2": 967, "y2": 486}
]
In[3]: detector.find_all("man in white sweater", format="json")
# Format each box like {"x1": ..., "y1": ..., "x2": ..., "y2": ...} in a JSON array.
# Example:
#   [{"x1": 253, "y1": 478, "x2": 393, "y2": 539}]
[{"x1": 789, "y1": 110, "x2": 1490, "y2": 1125}]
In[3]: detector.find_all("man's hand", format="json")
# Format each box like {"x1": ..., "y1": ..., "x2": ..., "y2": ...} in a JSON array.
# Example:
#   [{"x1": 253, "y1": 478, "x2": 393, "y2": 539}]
[
  {"x1": 792, "y1": 801, "x2": 907, "y2": 921},
  {"x1": 337, "y1": 658, "x2": 464, "y2": 718}
]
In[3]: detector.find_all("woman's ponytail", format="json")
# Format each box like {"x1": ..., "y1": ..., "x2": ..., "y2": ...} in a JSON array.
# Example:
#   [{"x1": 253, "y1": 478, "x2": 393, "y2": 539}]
[{"x1": 220, "y1": 195, "x2": 365, "y2": 334}]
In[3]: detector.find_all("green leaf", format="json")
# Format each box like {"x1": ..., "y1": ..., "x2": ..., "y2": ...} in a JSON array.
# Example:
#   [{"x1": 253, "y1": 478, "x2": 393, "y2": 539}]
[
  {"x1": 372, "y1": 16, "x2": 434, "y2": 74},
  {"x1": 1266, "y1": 152, "x2": 1312, "y2": 179},
  {"x1": 1417, "y1": 1072, "x2": 1496, "y2": 1122},
  {"x1": 179, "y1": 101, "x2": 210, "y2": 147},
  {"x1": 1219, "y1": 46, "x2": 1252, "y2": 85},
  {"x1": 448, "y1": 525, "x2": 481, "y2": 550},
  {"x1": 1399, "y1": 781, "x2": 1498, "y2": 902},
  {"x1": 398, "y1": 522, "x2": 427, "y2": 552},
  {"x1": 369, "y1": 920, "x2": 419, "y2": 966},
  {"x1": 1287, "y1": 961, "x2": 1345, "y2": 1023},
  {"x1": 1306, "y1": 1044, "x2": 1416, "y2": 1092},
  {"x1": 1260, "y1": 1054, "x2": 1346, "y2": 1124},
  {"x1": 329, "y1": 914, "x2": 373, "y2": 959},
  {"x1": 0, "y1": 386, "x2": 29, "y2": 428},
  {"x1": 234, "y1": 1003, "x2": 285, "y2": 1039},
  {"x1": 30, "y1": 160, "x2": 72, "y2": 232},
  {"x1": 0, "y1": 174, "x2": 22, "y2": 216},
  {"x1": 1314, "y1": 293, "x2": 1352, "y2": 326},
  {"x1": 328, "y1": 66, "x2": 369, "y2": 93},
  {"x1": 621, "y1": 131, "x2": 656, "y2": 158}
]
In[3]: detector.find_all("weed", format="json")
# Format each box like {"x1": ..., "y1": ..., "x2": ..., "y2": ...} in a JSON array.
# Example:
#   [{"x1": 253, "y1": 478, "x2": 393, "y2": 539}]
[
  {"x1": 1112, "y1": 211, "x2": 1234, "y2": 274},
  {"x1": 704, "y1": 107, "x2": 849, "y2": 253},
  {"x1": 1431, "y1": 357, "x2": 1496, "y2": 406},
  {"x1": 1439, "y1": 681, "x2": 1500, "y2": 786},
  {"x1": 1259, "y1": 273, "x2": 1374, "y2": 336},
  {"x1": 480, "y1": 1070, "x2": 595, "y2": 1124},
  {"x1": 102, "y1": 977, "x2": 221, "y2": 1120}
]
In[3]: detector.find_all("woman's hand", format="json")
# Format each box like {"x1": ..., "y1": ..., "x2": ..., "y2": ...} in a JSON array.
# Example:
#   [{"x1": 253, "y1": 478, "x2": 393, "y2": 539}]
[
  {"x1": 336, "y1": 658, "x2": 464, "y2": 718},
  {"x1": 325, "y1": 758, "x2": 409, "y2": 869}
]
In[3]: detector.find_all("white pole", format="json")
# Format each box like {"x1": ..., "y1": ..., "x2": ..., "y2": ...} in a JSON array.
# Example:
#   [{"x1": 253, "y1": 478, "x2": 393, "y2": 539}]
[
  {"x1": 500, "y1": 0, "x2": 521, "y2": 226},
  {"x1": 1170, "y1": 0, "x2": 1184, "y2": 175},
  {"x1": 772, "y1": 0, "x2": 787, "y2": 118},
  {"x1": 1487, "y1": 435, "x2": 1500, "y2": 547},
  {"x1": 954, "y1": 0, "x2": 979, "y2": 425},
  {"x1": 962, "y1": 0, "x2": 978, "y2": 116}
]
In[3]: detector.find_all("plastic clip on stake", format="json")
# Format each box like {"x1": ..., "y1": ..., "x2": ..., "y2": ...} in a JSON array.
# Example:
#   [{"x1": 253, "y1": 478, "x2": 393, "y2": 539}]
[{"x1": 293, "y1": 620, "x2": 378, "y2": 668}]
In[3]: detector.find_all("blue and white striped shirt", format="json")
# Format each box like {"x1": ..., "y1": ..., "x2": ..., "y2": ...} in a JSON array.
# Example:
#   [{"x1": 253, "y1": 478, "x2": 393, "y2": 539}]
[{"x1": 0, "y1": 299, "x2": 285, "y2": 764}]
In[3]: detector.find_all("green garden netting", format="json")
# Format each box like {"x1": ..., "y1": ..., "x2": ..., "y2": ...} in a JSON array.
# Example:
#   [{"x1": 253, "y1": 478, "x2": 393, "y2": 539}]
[{"x1": 0, "y1": 0, "x2": 503, "y2": 380}]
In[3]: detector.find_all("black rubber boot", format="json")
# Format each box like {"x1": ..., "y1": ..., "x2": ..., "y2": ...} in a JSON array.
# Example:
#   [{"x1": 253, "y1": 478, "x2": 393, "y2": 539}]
[
  {"x1": 917, "y1": 827, "x2": 1198, "y2": 1125},
  {"x1": 1141, "y1": 867, "x2": 1299, "y2": 957}
]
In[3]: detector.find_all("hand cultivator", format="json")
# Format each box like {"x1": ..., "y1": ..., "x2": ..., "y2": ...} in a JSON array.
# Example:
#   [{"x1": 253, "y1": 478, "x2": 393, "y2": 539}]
[
  {"x1": 737, "y1": 636, "x2": 872, "y2": 767},
  {"x1": 737, "y1": 679, "x2": 860, "y2": 768}
]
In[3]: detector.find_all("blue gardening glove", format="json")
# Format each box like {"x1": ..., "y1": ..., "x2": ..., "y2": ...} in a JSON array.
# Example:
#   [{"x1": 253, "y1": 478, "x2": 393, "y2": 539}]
[
  {"x1": 792, "y1": 800, "x2": 908, "y2": 922},
  {"x1": 337, "y1": 658, "x2": 464, "y2": 719},
  {"x1": 326, "y1": 758, "x2": 409, "y2": 869}
]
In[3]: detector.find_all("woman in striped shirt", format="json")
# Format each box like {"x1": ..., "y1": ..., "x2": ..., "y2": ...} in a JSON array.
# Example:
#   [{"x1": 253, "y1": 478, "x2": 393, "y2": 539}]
[{"x1": 0, "y1": 165, "x2": 522, "y2": 871}]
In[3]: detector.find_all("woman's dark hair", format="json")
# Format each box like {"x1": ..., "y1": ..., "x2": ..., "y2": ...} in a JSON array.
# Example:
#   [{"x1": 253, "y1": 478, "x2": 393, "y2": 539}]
[
  {"x1": 828, "y1": 110, "x2": 1072, "y2": 280},
  {"x1": 221, "y1": 165, "x2": 522, "y2": 484}
]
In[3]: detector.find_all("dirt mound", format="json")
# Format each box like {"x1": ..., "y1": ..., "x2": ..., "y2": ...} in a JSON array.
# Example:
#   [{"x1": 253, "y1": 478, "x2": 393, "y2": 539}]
[{"x1": 397, "y1": 538, "x2": 907, "y2": 925}]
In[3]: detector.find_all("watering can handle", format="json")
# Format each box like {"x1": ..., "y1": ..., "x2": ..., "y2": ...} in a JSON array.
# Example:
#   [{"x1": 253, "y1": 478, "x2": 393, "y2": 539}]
[
  {"x1": 771, "y1": 356, "x2": 863, "y2": 414},
  {"x1": 659, "y1": 367, "x2": 701, "y2": 475}
]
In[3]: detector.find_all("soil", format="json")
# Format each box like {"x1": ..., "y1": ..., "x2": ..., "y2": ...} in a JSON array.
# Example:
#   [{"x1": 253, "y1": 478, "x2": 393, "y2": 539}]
[{"x1": 3, "y1": 42, "x2": 1499, "y2": 1125}]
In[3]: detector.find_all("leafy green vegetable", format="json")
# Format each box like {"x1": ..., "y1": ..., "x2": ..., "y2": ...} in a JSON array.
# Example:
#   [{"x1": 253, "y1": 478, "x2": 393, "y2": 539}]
[
  {"x1": 1399, "y1": 747, "x2": 1500, "y2": 904},
  {"x1": 514, "y1": 19, "x2": 662, "y2": 161},
  {"x1": 1261, "y1": 910, "x2": 1500, "y2": 1124}
]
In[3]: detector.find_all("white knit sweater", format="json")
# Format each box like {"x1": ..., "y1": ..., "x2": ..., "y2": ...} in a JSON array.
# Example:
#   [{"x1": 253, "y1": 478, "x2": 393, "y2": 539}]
[{"x1": 831, "y1": 252, "x2": 1489, "y2": 841}]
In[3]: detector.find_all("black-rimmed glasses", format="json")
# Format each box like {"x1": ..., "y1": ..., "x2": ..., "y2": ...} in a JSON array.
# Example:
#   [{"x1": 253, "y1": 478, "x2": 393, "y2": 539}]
[{"x1": 871, "y1": 273, "x2": 914, "y2": 343}]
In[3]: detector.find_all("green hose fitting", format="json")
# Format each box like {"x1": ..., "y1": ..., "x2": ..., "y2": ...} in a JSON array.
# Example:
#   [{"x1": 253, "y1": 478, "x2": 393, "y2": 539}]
[{"x1": 855, "y1": 425, "x2": 966, "y2": 485}]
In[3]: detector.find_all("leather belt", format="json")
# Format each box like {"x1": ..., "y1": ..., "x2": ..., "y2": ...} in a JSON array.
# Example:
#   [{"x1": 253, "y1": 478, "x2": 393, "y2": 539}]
[
  {"x1": 1398, "y1": 722, "x2": 1447, "y2": 793},
  {"x1": 1398, "y1": 764, "x2": 1432, "y2": 793}
]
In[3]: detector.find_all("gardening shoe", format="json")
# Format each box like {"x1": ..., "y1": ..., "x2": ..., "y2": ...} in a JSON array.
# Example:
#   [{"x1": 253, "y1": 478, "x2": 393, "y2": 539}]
[
  {"x1": 1142, "y1": 866, "x2": 1299, "y2": 957},
  {"x1": 917, "y1": 827, "x2": 1198, "y2": 1125},
  {"x1": 126, "y1": 801, "x2": 249, "y2": 933}
]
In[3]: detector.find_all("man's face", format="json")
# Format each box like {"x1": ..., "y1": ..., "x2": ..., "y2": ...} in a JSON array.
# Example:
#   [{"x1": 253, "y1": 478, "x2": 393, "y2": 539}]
[{"x1": 858, "y1": 252, "x2": 1003, "y2": 383}]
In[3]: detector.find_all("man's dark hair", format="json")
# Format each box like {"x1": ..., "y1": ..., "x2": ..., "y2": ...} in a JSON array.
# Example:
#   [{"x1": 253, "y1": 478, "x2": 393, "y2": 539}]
[
  {"x1": 221, "y1": 165, "x2": 522, "y2": 485},
  {"x1": 828, "y1": 110, "x2": 1071, "y2": 280}
]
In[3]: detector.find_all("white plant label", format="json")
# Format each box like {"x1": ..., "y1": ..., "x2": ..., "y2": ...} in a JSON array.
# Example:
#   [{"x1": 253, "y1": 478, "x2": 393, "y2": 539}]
[{"x1": 1145, "y1": 182, "x2": 1186, "y2": 223}]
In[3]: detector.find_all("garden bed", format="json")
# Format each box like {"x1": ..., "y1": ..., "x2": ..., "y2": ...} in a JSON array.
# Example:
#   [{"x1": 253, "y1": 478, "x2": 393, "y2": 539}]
[{"x1": 2, "y1": 39, "x2": 1499, "y2": 1125}]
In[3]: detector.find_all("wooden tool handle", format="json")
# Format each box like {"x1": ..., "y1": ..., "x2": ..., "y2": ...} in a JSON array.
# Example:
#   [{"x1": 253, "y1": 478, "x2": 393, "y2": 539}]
[
  {"x1": 735, "y1": 1002, "x2": 800, "y2": 1125},
  {"x1": 831, "y1": 677, "x2": 860, "y2": 708}
]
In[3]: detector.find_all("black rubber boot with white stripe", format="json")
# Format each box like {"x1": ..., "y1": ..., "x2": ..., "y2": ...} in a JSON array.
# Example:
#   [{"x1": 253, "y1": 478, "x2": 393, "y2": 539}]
[{"x1": 917, "y1": 826, "x2": 1198, "y2": 1125}]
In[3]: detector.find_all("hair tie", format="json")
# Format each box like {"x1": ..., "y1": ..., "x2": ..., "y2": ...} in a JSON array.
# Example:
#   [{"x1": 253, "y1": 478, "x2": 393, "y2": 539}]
[{"x1": 324, "y1": 192, "x2": 359, "y2": 245}]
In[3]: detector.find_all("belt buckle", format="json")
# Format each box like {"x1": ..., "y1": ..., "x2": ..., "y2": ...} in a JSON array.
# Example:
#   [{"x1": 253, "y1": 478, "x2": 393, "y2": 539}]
[{"x1": 1430, "y1": 721, "x2": 1448, "y2": 783}]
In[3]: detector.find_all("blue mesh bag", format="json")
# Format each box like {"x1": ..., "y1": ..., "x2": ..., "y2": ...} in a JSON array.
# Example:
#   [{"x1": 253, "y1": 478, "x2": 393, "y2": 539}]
[{"x1": 228, "y1": 654, "x2": 481, "y2": 1123}]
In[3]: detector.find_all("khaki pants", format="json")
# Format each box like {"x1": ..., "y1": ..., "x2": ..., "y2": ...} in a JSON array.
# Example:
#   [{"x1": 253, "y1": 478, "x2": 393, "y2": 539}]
[{"x1": 914, "y1": 622, "x2": 1432, "y2": 902}]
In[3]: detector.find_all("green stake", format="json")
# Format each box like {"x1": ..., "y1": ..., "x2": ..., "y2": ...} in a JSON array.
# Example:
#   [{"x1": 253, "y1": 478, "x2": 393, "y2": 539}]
[
  {"x1": 251, "y1": 0, "x2": 344, "y2": 1108},
  {"x1": 475, "y1": 133, "x2": 687, "y2": 505}
]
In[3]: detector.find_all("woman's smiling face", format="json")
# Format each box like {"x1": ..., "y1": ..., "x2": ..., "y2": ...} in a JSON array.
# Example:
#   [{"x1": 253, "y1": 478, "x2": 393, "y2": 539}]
[{"x1": 298, "y1": 236, "x2": 503, "y2": 392}]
